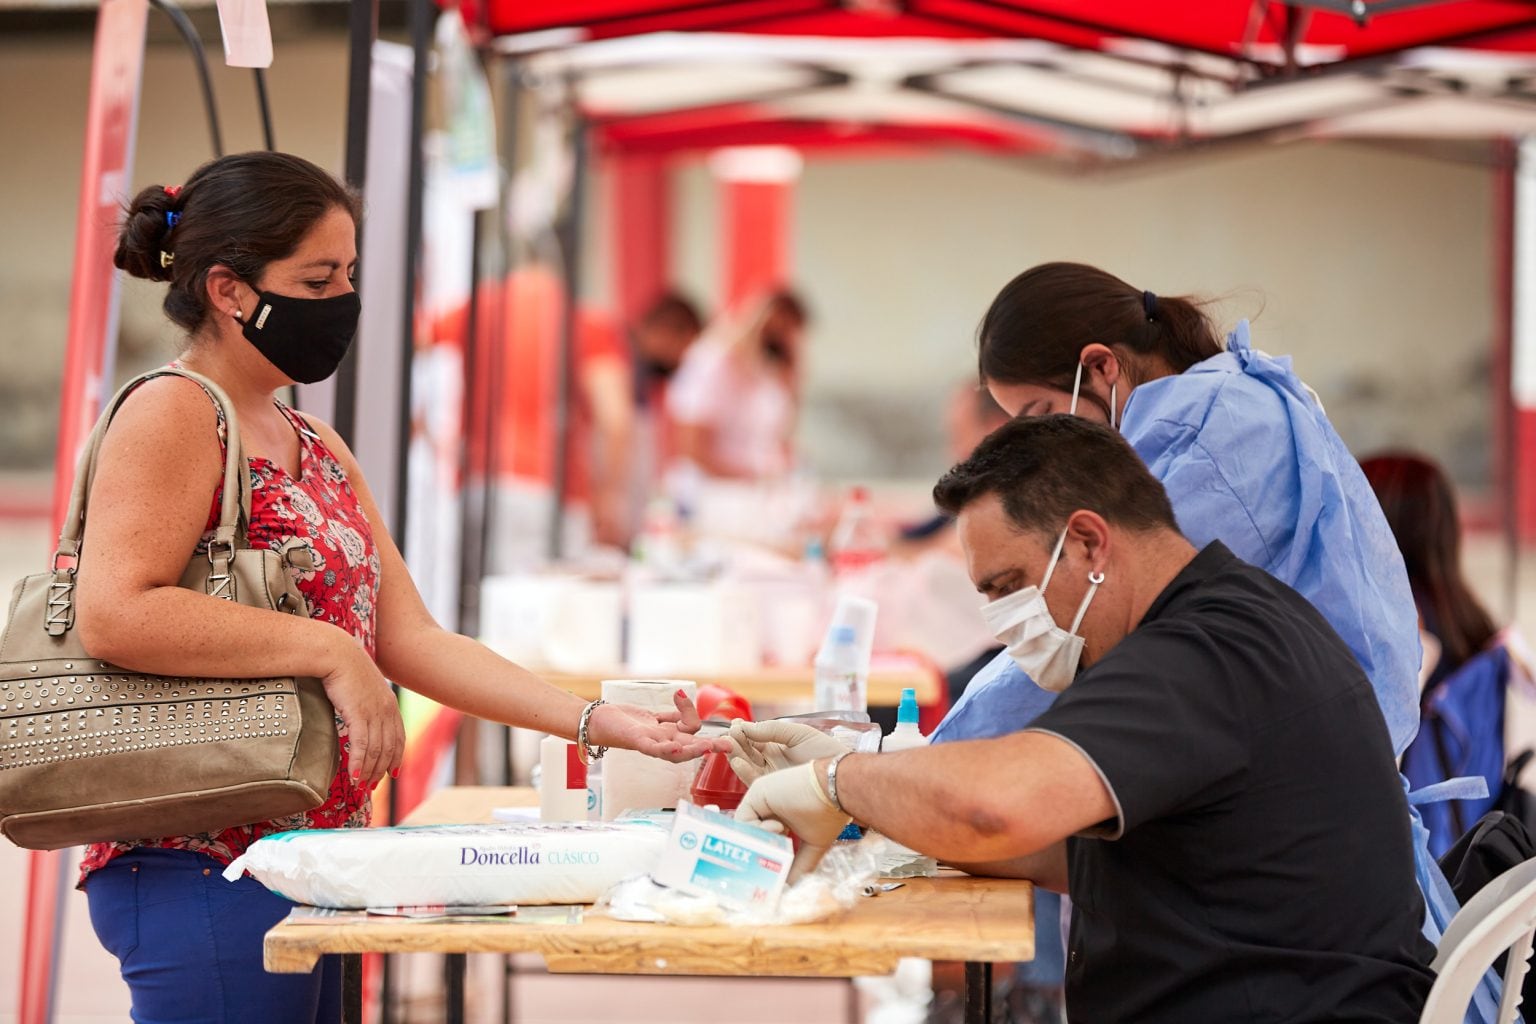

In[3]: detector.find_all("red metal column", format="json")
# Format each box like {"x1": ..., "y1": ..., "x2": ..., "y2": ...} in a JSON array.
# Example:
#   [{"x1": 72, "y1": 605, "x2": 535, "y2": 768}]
[
  {"x1": 608, "y1": 153, "x2": 672, "y2": 328},
  {"x1": 710, "y1": 146, "x2": 801, "y2": 305},
  {"x1": 1514, "y1": 137, "x2": 1536, "y2": 543},
  {"x1": 22, "y1": 2, "x2": 149, "y2": 1023}
]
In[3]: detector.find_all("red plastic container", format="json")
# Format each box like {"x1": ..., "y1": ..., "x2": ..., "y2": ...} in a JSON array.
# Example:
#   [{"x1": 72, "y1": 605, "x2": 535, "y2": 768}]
[
  {"x1": 695, "y1": 684, "x2": 753, "y2": 724},
  {"x1": 689, "y1": 750, "x2": 748, "y2": 813}
]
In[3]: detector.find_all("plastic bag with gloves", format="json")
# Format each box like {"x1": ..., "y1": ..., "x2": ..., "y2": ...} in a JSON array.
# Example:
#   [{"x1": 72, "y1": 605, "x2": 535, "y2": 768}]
[{"x1": 601, "y1": 830, "x2": 887, "y2": 927}]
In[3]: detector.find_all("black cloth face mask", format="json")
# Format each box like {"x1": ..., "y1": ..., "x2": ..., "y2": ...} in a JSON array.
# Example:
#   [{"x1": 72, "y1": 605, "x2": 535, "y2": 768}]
[
  {"x1": 639, "y1": 357, "x2": 679, "y2": 382},
  {"x1": 762, "y1": 337, "x2": 793, "y2": 366},
  {"x1": 240, "y1": 289, "x2": 361, "y2": 384}
]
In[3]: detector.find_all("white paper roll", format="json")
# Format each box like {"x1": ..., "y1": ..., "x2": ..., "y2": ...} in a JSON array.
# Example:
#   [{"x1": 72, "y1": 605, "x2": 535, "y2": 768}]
[{"x1": 600, "y1": 679, "x2": 700, "y2": 820}]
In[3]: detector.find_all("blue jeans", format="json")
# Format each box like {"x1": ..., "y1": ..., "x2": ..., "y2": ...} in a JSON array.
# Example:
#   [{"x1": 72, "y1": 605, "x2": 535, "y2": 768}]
[{"x1": 84, "y1": 848, "x2": 340, "y2": 1024}]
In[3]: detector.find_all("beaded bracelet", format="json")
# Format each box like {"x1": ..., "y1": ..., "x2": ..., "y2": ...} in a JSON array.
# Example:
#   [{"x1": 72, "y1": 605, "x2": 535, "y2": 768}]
[
  {"x1": 824, "y1": 751, "x2": 853, "y2": 814},
  {"x1": 577, "y1": 699, "x2": 608, "y2": 766}
]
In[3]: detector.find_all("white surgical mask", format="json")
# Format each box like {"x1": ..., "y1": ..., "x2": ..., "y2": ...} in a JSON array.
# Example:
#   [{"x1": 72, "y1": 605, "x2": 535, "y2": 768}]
[
  {"x1": 1069, "y1": 361, "x2": 1118, "y2": 431},
  {"x1": 980, "y1": 529, "x2": 1104, "y2": 692}
]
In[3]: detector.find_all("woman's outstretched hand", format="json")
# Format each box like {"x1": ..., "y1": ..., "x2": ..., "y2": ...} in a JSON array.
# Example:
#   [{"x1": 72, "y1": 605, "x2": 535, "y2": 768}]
[{"x1": 586, "y1": 689, "x2": 733, "y2": 762}]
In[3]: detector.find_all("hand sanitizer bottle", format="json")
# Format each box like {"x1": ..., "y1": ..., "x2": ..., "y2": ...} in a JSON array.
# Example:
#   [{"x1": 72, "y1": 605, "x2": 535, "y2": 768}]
[{"x1": 881, "y1": 689, "x2": 928, "y2": 751}]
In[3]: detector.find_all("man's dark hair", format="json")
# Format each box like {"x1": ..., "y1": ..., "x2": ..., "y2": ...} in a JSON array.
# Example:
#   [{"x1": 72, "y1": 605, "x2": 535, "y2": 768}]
[
  {"x1": 767, "y1": 288, "x2": 809, "y2": 326},
  {"x1": 933, "y1": 415, "x2": 1178, "y2": 535},
  {"x1": 638, "y1": 291, "x2": 704, "y2": 336}
]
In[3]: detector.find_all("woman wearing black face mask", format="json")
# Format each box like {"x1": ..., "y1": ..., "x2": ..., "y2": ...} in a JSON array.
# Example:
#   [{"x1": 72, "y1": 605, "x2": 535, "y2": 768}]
[{"x1": 72, "y1": 151, "x2": 727, "y2": 1024}]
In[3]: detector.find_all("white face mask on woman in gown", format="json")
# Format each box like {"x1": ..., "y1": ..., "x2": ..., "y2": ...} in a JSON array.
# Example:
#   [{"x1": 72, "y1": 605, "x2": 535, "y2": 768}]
[{"x1": 979, "y1": 528, "x2": 1104, "y2": 692}]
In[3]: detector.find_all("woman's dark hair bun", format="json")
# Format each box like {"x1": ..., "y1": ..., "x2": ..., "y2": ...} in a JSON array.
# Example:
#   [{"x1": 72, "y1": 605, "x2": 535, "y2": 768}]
[{"x1": 115, "y1": 185, "x2": 180, "y2": 283}]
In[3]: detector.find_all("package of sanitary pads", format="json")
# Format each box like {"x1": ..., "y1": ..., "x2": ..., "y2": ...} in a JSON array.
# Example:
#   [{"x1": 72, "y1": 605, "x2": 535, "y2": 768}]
[{"x1": 225, "y1": 819, "x2": 669, "y2": 908}]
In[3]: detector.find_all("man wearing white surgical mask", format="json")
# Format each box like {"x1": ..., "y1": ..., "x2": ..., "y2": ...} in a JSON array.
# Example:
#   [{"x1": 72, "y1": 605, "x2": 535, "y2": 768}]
[
  {"x1": 977, "y1": 525, "x2": 1102, "y2": 692},
  {"x1": 729, "y1": 415, "x2": 1434, "y2": 1024}
]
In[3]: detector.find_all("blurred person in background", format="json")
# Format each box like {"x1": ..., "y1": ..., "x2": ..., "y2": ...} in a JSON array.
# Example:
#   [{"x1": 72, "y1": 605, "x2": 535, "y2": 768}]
[
  {"x1": 628, "y1": 291, "x2": 704, "y2": 518},
  {"x1": 877, "y1": 383, "x2": 1012, "y2": 723},
  {"x1": 667, "y1": 289, "x2": 809, "y2": 482},
  {"x1": 438, "y1": 266, "x2": 634, "y2": 555},
  {"x1": 1363, "y1": 452, "x2": 1534, "y2": 858},
  {"x1": 895, "y1": 383, "x2": 1013, "y2": 552}
]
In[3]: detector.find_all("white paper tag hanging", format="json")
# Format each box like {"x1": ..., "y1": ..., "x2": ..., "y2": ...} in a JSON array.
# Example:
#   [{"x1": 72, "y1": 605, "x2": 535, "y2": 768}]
[{"x1": 214, "y1": 0, "x2": 273, "y2": 68}]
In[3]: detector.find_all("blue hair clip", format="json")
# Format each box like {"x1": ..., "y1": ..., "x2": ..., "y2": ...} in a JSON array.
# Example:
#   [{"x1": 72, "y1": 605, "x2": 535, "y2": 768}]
[{"x1": 165, "y1": 210, "x2": 181, "y2": 229}]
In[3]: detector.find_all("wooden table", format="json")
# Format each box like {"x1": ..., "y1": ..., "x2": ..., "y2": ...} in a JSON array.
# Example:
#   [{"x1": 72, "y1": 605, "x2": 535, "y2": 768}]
[
  {"x1": 264, "y1": 786, "x2": 1033, "y2": 1023},
  {"x1": 535, "y1": 659, "x2": 941, "y2": 707}
]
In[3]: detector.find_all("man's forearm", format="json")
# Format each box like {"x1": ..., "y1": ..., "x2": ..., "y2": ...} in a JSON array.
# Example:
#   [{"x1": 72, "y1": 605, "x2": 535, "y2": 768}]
[
  {"x1": 819, "y1": 731, "x2": 1115, "y2": 865},
  {"x1": 951, "y1": 844, "x2": 1070, "y2": 892}
]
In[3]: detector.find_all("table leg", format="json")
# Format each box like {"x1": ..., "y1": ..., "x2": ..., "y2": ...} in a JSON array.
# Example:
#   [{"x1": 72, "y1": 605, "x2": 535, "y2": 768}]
[
  {"x1": 341, "y1": 954, "x2": 364, "y2": 1024},
  {"x1": 446, "y1": 952, "x2": 467, "y2": 1024},
  {"x1": 963, "y1": 961, "x2": 992, "y2": 1024}
]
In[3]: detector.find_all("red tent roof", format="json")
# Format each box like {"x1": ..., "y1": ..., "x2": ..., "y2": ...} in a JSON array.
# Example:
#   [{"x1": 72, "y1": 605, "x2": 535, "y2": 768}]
[{"x1": 485, "y1": 1, "x2": 1536, "y2": 67}]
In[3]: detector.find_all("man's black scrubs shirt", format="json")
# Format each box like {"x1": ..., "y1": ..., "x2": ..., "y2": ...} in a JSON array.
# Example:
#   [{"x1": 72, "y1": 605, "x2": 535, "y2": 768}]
[{"x1": 1028, "y1": 541, "x2": 1435, "y2": 1023}]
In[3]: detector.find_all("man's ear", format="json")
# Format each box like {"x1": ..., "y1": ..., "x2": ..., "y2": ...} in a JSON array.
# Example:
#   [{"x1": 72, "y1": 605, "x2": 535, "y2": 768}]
[
  {"x1": 1065, "y1": 509, "x2": 1112, "y2": 574},
  {"x1": 205, "y1": 265, "x2": 250, "y2": 322}
]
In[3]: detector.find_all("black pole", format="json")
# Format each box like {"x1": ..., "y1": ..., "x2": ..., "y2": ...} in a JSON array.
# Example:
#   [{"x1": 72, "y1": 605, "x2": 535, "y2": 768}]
[
  {"x1": 394, "y1": 0, "x2": 430, "y2": 541},
  {"x1": 253, "y1": 68, "x2": 276, "y2": 150},
  {"x1": 547, "y1": 102, "x2": 587, "y2": 562},
  {"x1": 148, "y1": 0, "x2": 224, "y2": 157},
  {"x1": 481, "y1": 59, "x2": 520, "y2": 587},
  {"x1": 963, "y1": 961, "x2": 992, "y2": 1024},
  {"x1": 457, "y1": 210, "x2": 487, "y2": 637},
  {"x1": 334, "y1": 0, "x2": 378, "y2": 447}
]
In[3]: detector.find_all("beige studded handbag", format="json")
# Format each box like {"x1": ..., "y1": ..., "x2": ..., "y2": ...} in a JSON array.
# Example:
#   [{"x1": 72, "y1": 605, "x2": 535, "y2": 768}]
[{"x1": 0, "y1": 368, "x2": 338, "y2": 850}]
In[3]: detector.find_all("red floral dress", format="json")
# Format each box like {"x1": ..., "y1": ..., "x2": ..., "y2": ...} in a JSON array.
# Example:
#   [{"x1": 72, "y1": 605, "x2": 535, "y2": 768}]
[{"x1": 79, "y1": 377, "x2": 380, "y2": 884}]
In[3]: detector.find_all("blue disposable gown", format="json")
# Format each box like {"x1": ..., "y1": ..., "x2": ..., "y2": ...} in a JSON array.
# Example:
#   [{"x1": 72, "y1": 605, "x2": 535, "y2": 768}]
[
  {"x1": 936, "y1": 321, "x2": 1421, "y2": 751},
  {"x1": 935, "y1": 322, "x2": 1500, "y2": 1020}
]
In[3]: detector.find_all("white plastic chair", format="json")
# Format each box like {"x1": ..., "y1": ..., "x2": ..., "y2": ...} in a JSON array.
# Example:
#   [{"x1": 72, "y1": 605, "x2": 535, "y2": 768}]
[{"x1": 1421, "y1": 857, "x2": 1536, "y2": 1023}]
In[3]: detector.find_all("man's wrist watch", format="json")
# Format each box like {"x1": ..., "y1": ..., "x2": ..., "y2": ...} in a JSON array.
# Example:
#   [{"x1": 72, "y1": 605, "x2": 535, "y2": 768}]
[{"x1": 824, "y1": 751, "x2": 853, "y2": 814}]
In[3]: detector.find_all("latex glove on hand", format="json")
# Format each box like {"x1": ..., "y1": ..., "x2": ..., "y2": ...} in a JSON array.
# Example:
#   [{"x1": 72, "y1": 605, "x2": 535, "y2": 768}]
[
  {"x1": 587, "y1": 689, "x2": 732, "y2": 763},
  {"x1": 728, "y1": 720, "x2": 849, "y2": 785},
  {"x1": 736, "y1": 761, "x2": 852, "y2": 883}
]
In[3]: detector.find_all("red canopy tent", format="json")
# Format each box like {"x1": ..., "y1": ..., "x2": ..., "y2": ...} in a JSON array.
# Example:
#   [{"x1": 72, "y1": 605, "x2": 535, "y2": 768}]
[
  {"x1": 475, "y1": 0, "x2": 1536, "y2": 66},
  {"x1": 24, "y1": 3, "x2": 1536, "y2": 1023}
]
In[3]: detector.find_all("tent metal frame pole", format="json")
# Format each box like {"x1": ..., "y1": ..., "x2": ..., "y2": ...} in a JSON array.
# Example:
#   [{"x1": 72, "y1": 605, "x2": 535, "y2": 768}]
[
  {"x1": 334, "y1": 0, "x2": 378, "y2": 447},
  {"x1": 456, "y1": 211, "x2": 488, "y2": 639},
  {"x1": 396, "y1": 0, "x2": 430, "y2": 543},
  {"x1": 916, "y1": 0, "x2": 1270, "y2": 70},
  {"x1": 1496, "y1": 138, "x2": 1519, "y2": 620},
  {"x1": 147, "y1": 0, "x2": 225, "y2": 156},
  {"x1": 548, "y1": 99, "x2": 588, "y2": 563},
  {"x1": 491, "y1": 54, "x2": 522, "y2": 776},
  {"x1": 505, "y1": 0, "x2": 829, "y2": 36}
]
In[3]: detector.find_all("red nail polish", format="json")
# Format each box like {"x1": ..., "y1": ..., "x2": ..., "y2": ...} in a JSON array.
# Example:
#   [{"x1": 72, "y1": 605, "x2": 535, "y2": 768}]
[{"x1": 676, "y1": 689, "x2": 686, "y2": 699}]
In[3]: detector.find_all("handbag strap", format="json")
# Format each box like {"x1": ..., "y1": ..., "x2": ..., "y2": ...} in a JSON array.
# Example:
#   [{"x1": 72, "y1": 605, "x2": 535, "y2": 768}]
[{"x1": 45, "y1": 368, "x2": 252, "y2": 635}]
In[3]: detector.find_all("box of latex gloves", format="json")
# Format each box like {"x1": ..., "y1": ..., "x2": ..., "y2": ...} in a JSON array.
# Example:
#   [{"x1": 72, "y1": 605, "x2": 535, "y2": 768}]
[
  {"x1": 651, "y1": 801, "x2": 793, "y2": 912},
  {"x1": 225, "y1": 819, "x2": 669, "y2": 909}
]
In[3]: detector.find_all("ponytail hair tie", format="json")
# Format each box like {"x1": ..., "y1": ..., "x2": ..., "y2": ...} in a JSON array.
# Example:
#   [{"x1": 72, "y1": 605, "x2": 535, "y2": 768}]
[
  {"x1": 1142, "y1": 290, "x2": 1158, "y2": 322},
  {"x1": 163, "y1": 185, "x2": 182, "y2": 198},
  {"x1": 165, "y1": 210, "x2": 181, "y2": 229}
]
